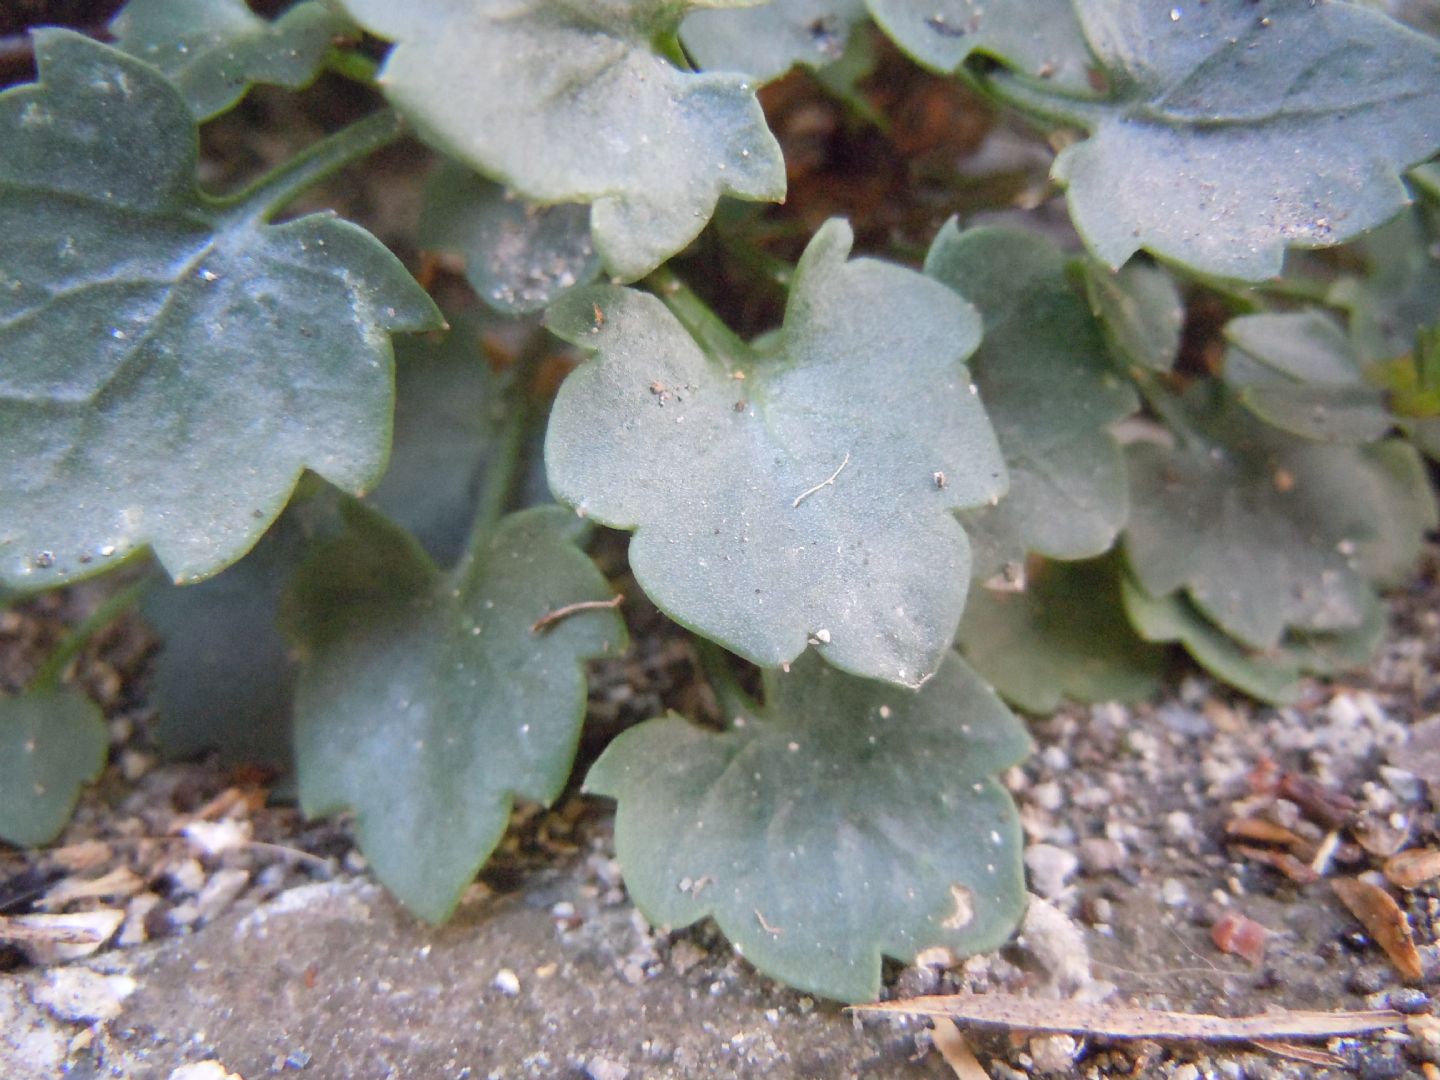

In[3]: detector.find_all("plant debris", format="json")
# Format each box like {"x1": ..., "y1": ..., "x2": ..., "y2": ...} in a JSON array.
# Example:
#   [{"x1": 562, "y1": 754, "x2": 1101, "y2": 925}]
[
  {"x1": 855, "y1": 992, "x2": 1405, "y2": 1042},
  {"x1": 1332, "y1": 877, "x2": 1425, "y2": 982}
]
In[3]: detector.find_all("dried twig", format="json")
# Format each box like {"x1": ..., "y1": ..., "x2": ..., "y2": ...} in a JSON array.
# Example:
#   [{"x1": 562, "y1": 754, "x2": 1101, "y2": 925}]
[
  {"x1": 930, "y1": 1018, "x2": 989, "y2": 1079},
  {"x1": 1250, "y1": 1040, "x2": 1345, "y2": 1066},
  {"x1": 792, "y1": 452, "x2": 850, "y2": 508},
  {"x1": 851, "y1": 993, "x2": 1403, "y2": 1042},
  {"x1": 531, "y1": 594, "x2": 624, "y2": 634}
]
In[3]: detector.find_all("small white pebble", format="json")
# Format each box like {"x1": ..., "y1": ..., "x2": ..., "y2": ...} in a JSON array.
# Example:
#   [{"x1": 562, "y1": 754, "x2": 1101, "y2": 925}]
[
  {"x1": 493, "y1": 968, "x2": 521, "y2": 996},
  {"x1": 1161, "y1": 877, "x2": 1189, "y2": 907}
]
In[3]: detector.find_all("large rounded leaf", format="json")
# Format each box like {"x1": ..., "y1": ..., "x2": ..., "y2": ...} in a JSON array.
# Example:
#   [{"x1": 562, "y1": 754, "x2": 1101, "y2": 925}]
[
  {"x1": 1222, "y1": 312, "x2": 1393, "y2": 444},
  {"x1": 545, "y1": 219, "x2": 1006, "y2": 688},
  {"x1": 869, "y1": 0, "x2": 1095, "y2": 89},
  {"x1": 417, "y1": 162, "x2": 600, "y2": 316},
  {"x1": 586, "y1": 652, "x2": 1031, "y2": 1003},
  {"x1": 283, "y1": 504, "x2": 626, "y2": 922},
  {"x1": 1121, "y1": 576, "x2": 1385, "y2": 706},
  {"x1": 959, "y1": 556, "x2": 1165, "y2": 714},
  {"x1": 336, "y1": 0, "x2": 787, "y2": 280},
  {"x1": 680, "y1": 0, "x2": 866, "y2": 83},
  {"x1": 1123, "y1": 388, "x2": 1436, "y2": 650},
  {"x1": 924, "y1": 222, "x2": 1136, "y2": 581},
  {"x1": 0, "y1": 32, "x2": 442, "y2": 591},
  {"x1": 110, "y1": 0, "x2": 350, "y2": 120},
  {"x1": 1010, "y1": 0, "x2": 1440, "y2": 280},
  {"x1": 0, "y1": 688, "x2": 108, "y2": 847},
  {"x1": 145, "y1": 320, "x2": 518, "y2": 767}
]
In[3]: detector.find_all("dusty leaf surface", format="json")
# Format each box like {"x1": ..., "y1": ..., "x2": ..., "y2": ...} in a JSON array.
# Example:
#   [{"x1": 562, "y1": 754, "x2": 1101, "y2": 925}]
[
  {"x1": 869, "y1": 0, "x2": 1094, "y2": 89},
  {"x1": 1035, "y1": 0, "x2": 1440, "y2": 279},
  {"x1": 546, "y1": 219, "x2": 1006, "y2": 687},
  {"x1": 0, "y1": 688, "x2": 108, "y2": 847},
  {"x1": 1124, "y1": 388, "x2": 1434, "y2": 650},
  {"x1": 680, "y1": 0, "x2": 865, "y2": 83},
  {"x1": 0, "y1": 32, "x2": 440, "y2": 590},
  {"x1": 284, "y1": 504, "x2": 625, "y2": 922},
  {"x1": 925, "y1": 222, "x2": 1135, "y2": 581},
  {"x1": 587, "y1": 652, "x2": 1030, "y2": 1002},
  {"x1": 338, "y1": 0, "x2": 786, "y2": 279},
  {"x1": 110, "y1": 0, "x2": 349, "y2": 119}
]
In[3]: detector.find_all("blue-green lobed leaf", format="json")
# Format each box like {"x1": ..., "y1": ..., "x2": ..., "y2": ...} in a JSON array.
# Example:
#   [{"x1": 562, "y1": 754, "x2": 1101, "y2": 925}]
[
  {"x1": 587, "y1": 652, "x2": 1031, "y2": 1003},
  {"x1": 869, "y1": 0, "x2": 1096, "y2": 89},
  {"x1": 110, "y1": 0, "x2": 351, "y2": 120},
  {"x1": 1221, "y1": 312, "x2": 1394, "y2": 443},
  {"x1": 959, "y1": 555, "x2": 1165, "y2": 713},
  {"x1": 1014, "y1": 0, "x2": 1440, "y2": 280},
  {"x1": 0, "y1": 688, "x2": 108, "y2": 847},
  {"x1": 1123, "y1": 387, "x2": 1436, "y2": 650},
  {"x1": 144, "y1": 319, "x2": 516, "y2": 768},
  {"x1": 545, "y1": 219, "x2": 1007, "y2": 688},
  {"x1": 336, "y1": 0, "x2": 787, "y2": 280},
  {"x1": 417, "y1": 162, "x2": 600, "y2": 316},
  {"x1": 924, "y1": 222, "x2": 1136, "y2": 581},
  {"x1": 283, "y1": 504, "x2": 626, "y2": 922},
  {"x1": 1121, "y1": 575, "x2": 1385, "y2": 706},
  {"x1": 0, "y1": 32, "x2": 442, "y2": 591},
  {"x1": 681, "y1": 0, "x2": 866, "y2": 83}
]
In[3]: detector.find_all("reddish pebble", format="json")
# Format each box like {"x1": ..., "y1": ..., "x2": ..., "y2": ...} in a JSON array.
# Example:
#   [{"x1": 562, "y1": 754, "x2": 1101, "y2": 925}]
[{"x1": 1211, "y1": 912, "x2": 1267, "y2": 965}]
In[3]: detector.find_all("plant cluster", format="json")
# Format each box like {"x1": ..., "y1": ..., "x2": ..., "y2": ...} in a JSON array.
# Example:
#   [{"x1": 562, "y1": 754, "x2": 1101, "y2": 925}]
[{"x1": 2, "y1": 0, "x2": 1439, "y2": 1002}]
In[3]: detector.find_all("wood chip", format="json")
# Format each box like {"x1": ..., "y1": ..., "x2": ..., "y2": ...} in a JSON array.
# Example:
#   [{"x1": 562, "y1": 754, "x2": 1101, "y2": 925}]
[
  {"x1": 930, "y1": 1017, "x2": 989, "y2": 1080},
  {"x1": 0, "y1": 913, "x2": 110, "y2": 945},
  {"x1": 1211, "y1": 912, "x2": 1267, "y2": 965},
  {"x1": 1332, "y1": 877, "x2": 1423, "y2": 982},
  {"x1": 1234, "y1": 844, "x2": 1321, "y2": 884},
  {"x1": 38, "y1": 866, "x2": 145, "y2": 910},
  {"x1": 1384, "y1": 847, "x2": 1440, "y2": 890},
  {"x1": 1355, "y1": 815, "x2": 1412, "y2": 859},
  {"x1": 2, "y1": 909, "x2": 124, "y2": 963},
  {"x1": 1277, "y1": 773, "x2": 1356, "y2": 829},
  {"x1": 1225, "y1": 817, "x2": 1311, "y2": 851},
  {"x1": 852, "y1": 993, "x2": 1402, "y2": 1041},
  {"x1": 45, "y1": 839, "x2": 112, "y2": 873}
]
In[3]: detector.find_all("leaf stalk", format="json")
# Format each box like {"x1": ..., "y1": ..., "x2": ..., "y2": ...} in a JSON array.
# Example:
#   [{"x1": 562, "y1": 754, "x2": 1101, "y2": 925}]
[
  {"x1": 644, "y1": 266, "x2": 755, "y2": 369},
  {"x1": 27, "y1": 577, "x2": 150, "y2": 694},
  {"x1": 693, "y1": 637, "x2": 759, "y2": 721},
  {"x1": 218, "y1": 107, "x2": 407, "y2": 222},
  {"x1": 452, "y1": 344, "x2": 543, "y2": 590}
]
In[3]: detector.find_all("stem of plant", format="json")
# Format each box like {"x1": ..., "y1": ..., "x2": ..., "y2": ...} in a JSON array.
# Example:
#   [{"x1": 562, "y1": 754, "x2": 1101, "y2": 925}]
[
  {"x1": 1127, "y1": 366, "x2": 1208, "y2": 447},
  {"x1": 979, "y1": 70, "x2": 1108, "y2": 132},
  {"x1": 693, "y1": 637, "x2": 759, "y2": 721},
  {"x1": 453, "y1": 345, "x2": 543, "y2": 590},
  {"x1": 645, "y1": 266, "x2": 755, "y2": 369},
  {"x1": 217, "y1": 107, "x2": 407, "y2": 223},
  {"x1": 324, "y1": 47, "x2": 382, "y2": 88},
  {"x1": 27, "y1": 578, "x2": 151, "y2": 694},
  {"x1": 653, "y1": 30, "x2": 694, "y2": 73}
]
